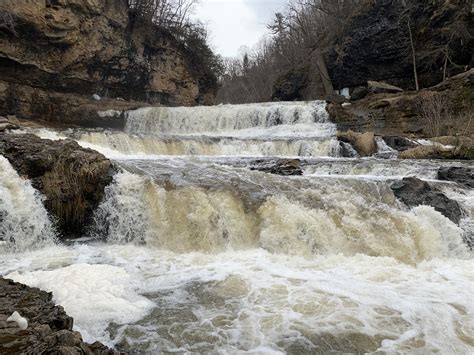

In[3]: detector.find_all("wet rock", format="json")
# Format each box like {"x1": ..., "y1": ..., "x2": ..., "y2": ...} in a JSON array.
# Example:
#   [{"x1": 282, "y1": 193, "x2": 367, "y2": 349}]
[
  {"x1": 251, "y1": 159, "x2": 303, "y2": 176},
  {"x1": 337, "y1": 131, "x2": 376, "y2": 157},
  {"x1": 0, "y1": 277, "x2": 121, "y2": 354},
  {"x1": 0, "y1": 133, "x2": 114, "y2": 238},
  {"x1": 350, "y1": 86, "x2": 368, "y2": 101},
  {"x1": 326, "y1": 93, "x2": 348, "y2": 105},
  {"x1": 382, "y1": 136, "x2": 417, "y2": 151},
  {"x1": 438, "y1": 167, "x2": 474, "y2": 189},
  {"x1": 338, "y1": 141, "x2": 360, "y2": 158},
  {"x1": 391, "y1": 177, "x2": 462, "y2": 224}
]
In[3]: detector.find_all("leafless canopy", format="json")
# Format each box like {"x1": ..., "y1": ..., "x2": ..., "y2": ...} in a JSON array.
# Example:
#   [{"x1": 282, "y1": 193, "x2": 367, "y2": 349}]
[
  {"x1": 127, "y1": 0, "x2": 198, "y2": 31},
  {"x1": 217, "y1": 0, "x2": 371, "y2": 104}
]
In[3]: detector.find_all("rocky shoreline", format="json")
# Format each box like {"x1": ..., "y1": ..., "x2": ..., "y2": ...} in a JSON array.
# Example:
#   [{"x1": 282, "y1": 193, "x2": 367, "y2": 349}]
[{"x1": 0, "y1": 277, "x2": 121, "y2": 354}]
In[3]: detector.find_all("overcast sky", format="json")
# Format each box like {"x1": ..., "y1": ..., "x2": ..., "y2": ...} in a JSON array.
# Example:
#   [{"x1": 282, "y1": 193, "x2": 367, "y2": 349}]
[{"x1": 194, "y1": 0, "x2": 288, "y2": 58}]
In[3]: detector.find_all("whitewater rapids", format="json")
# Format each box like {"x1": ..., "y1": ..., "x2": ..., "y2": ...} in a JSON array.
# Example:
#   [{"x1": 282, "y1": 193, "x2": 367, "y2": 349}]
[{"x1": 1, "y1": 101, "x2": 473, "y2": 353}]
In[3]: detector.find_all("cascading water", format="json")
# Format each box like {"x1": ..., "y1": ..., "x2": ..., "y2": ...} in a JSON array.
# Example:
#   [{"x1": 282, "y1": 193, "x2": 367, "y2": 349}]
[
  {"x1": 1, "y1": 101, "x2": 473, "y2": 353},
  {"x1": 125, "y1": 101, "x2": 330, "y2": 134},
  {"x1": 0, "y1": 156, "x2": 56, "y2": 252}
]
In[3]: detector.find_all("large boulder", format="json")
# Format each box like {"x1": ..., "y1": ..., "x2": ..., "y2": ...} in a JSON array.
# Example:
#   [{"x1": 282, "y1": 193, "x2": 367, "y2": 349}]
[
  {"x1": 337, "y1": 131, "x2": 376, "y2": 157},
  {"x1": 0, "y1": 277, "x2": 118, "y2": 354},
  {"x1": 438, "y1": 167, "x2": 474, "y2": 189},
  {"x1": 0, "y1": 133, "x2": 114, "y2": 237},
  {"x1": 391, "y1": 177, "x2": 462, "y2": 224}
]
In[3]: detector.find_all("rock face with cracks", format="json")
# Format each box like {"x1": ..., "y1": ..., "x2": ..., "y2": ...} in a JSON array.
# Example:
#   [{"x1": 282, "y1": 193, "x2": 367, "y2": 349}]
[
  {"x1": 0, "y1": 133, "x2": 114, "y2": 238},
  {"x1": 0, "y1": 0, "x2": 217, "y2": 127}
]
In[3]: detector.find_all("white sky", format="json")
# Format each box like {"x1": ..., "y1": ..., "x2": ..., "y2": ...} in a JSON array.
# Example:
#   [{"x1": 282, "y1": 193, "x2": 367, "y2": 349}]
[{"x1": 194, "y1": 0, "x2": 288, "y2": 58}]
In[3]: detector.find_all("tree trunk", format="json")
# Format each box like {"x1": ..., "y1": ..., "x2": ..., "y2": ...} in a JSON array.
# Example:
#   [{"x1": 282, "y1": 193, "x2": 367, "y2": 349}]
[
  {"x1": 407, "y1": 18, "x2": 419, "y2": 91},
  {"x1": 443, "y1": 55, "x2": 448, "y2": 82},
  {"x1": 313, "y1": 48, "x2": 334, "y2": 96}
]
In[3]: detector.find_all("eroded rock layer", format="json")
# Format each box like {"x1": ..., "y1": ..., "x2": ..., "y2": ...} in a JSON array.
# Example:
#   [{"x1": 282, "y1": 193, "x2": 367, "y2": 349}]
[{"x1": 0, "y1": 0, "x2": 217, "y2": 126}]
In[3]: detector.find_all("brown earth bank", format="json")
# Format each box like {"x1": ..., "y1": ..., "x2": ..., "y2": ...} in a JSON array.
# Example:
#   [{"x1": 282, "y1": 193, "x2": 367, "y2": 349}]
[
  {"x1": 0, "y1": 277, "x2": 122, "y2": 355},
  {"x1": 0, "y1": 133, "x2": 114, "y2": 238},
  {"x1": 0, "y1": 0, "x2": 217, "y2": 127}
]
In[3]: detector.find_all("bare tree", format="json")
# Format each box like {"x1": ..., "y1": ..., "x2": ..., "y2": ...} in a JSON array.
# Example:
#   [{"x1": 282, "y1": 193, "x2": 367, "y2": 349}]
[
  {"x1": 399, "y1": 1, "x2": 420, "y2": 91},
  {"x1": 127, "y1": 0, "x2": 198, "y2": 30}
]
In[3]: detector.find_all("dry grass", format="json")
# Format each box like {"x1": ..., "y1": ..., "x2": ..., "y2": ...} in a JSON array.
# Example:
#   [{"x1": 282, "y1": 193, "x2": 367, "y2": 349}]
[{"x1": 416, "y1": 93, "x2": 451, "y2": 137}]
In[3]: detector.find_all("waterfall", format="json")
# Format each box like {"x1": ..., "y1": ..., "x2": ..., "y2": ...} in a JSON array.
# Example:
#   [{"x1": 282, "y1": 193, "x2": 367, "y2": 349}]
[
  {"x1": 0, "y1": 156, "x2": 56, "y2": 252},
  {"x1": 125, "y1": 101, "x2": 330, "y2": 134},
  {"x1": 92, "y1": 166, "x2": 468, "y2": 264},
  {"x1": 76, "y1": 130, "x2": 338, "y2": 158}
]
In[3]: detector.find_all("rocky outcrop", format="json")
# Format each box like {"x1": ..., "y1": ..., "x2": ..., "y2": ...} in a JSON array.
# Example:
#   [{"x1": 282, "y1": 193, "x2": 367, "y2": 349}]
[
  {"x1": 438, "y1": 167, "x2": 474, "y2": 189},
  {"x1": 0, "y1": 0, "x2": 217, "y2": 126},
  {"x1": 329, "y1": 69, "x2": 474, "y2": 137},
  {"x1": 399, "y1": 144, "x2": 474, "y2": 160},
  {"x1": 391, "y1": 177, "x2": 462, "y2": 224},
  {"x1": 0, "y1": 133, "x2": 114, "y2": 237},
  {"x1": 0, "y1": 277, "x2": 119, "y2": 354},
  {"x1": 336, "y1": 131, "x2": 376, "y2": 157},
  {"x1": 250, "y1": 159, "x2": 303, "y2": 176}
]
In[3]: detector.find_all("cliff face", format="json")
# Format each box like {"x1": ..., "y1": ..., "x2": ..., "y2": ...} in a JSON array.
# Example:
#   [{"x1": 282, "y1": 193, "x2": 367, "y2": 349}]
[
  {"x1": 328, "y1": 0, "x2": 473, "y2": 91},
  {"x1": 0, "y1": 0, "x2": 217, "y2": 126},
  {"x1": 272, "y1": 0, "x2": 473, "y2": 100}
]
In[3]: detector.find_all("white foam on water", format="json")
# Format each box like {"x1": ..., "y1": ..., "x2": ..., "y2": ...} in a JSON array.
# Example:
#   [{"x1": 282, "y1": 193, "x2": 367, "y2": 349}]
[
  {"x1": 0, "y1": 156, "x2": 56, "y2": 252},
  {"x1": 7, "y1": 260, "x2": 154, "y2": 345},
  {"x1": 1, "y1": 245, "x2": 472, "y2": 353}
]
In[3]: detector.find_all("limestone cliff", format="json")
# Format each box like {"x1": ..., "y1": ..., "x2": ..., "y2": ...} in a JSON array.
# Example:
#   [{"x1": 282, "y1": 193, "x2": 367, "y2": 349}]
[{"x1": 0, "y1": 0, "x2": 217, "y2": 127}]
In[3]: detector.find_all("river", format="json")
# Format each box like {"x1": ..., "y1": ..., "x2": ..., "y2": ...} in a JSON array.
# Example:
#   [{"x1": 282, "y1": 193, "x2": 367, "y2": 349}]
[{"x1": 1, "y1": 101, "x2": 473, "y2": 353}]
